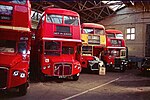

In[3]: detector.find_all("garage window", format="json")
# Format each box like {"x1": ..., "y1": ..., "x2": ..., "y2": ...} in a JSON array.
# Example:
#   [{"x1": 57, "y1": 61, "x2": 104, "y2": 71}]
[{"x1": 126, "y1": 27, "x2": 135, "y2": 40}]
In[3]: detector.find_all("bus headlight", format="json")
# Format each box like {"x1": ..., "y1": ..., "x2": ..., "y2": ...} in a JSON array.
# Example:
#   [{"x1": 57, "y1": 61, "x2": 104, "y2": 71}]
[
  {"x1": 74, "y1": 64, "x2": 81, "y2": 69},
  {"x1": 20, "y1": 72, "x2": 26, "y2": 78},
  {"x1": 47, "y1": 65, "x2": 51, "y2": 68},
  {"x1": 77, "y1": 65, "x2": 81, "y2": 70},
  {"x1": 43, "y1": 66, "x2": 46, "y2": 70},
  {"x1": 74, "y1": 65, "x2": 77, "y2": 68},
  {"x1": 13, "y1": 71, "x2": 19, "y2": 76},
  {"x1": 45, "y1": 58, "x2": 49, "y2": 63},
  {"x1": 22, "y1": 50, "x2": 26, "y2": 55}
]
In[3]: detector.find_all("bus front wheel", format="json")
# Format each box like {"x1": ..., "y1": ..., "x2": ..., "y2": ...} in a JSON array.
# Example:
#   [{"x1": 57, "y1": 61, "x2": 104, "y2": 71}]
[
  {"x1": 72, "y1": 74, "x2": 79, "y2": 81},
  {"x1": 18, "y1": 82, "x2": 28, "y2": 96}
]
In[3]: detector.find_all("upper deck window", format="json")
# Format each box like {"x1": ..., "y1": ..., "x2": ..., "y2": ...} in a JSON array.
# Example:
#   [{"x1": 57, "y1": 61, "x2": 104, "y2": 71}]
[
  {"x1": 116, "y1": 33, "x2": 123, "y2": 39},
  {"x1": 4, "y1": 0, "x2": 26, "y2": 4},
  {"x1": 0, "y1": 4, "x2": 13, "y2": 20},
  {"x1": 46, "y1": 14, "x2": 62, "y2": 24},
  {"x1": 107, "y1": 33, "x2": 115, "y2": 38},
  {"x1": 0, "y1": 40, "x2": 16, "y2": 53},
  {"x1": 83, "y1": 28, "x2": 94, "y2": 34},
  {"x1": 64, "y1": 16, "x2": 79, "y2": 26},
  {"x1": 95, "y1": 28, "x2": 104, "y2": 35}
]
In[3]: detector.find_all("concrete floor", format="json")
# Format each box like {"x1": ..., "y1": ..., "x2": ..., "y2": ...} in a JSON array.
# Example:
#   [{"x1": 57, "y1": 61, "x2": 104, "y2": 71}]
[{"x1": 0, "y1": 69, "x2": 150, "y2": 100}]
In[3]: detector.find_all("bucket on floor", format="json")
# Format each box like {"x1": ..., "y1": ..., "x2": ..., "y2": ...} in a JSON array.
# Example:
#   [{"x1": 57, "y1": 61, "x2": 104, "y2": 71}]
[{"x1": 99, "y1": 67, "x2": 106, "y2": 75}]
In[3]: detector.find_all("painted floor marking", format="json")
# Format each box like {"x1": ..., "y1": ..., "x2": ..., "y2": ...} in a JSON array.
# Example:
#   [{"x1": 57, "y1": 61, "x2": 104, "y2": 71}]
[{"x1": 62, "y1": 77, "x2": 120, "y2": 100}]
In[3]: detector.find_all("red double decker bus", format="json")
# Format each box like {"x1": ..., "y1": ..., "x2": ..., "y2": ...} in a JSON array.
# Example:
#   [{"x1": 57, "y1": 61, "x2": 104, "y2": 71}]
[
  {"x1": 102, "y1": 29, "x2": 127, "y2": 72},
  {"x1": 0, "y1": 0, "x2": 31, "y2": 95},
  {"x1": 31, "y1": 8, "x2": 81, "y2": 81},
  {"x1": 80, "y1": 23, "x2": 106, "y2": 71}
]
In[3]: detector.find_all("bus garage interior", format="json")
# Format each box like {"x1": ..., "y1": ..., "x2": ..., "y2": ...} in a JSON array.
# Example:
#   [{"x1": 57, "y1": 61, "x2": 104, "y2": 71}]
[
  {"x1": 1, "y1": 0, "x2": 150, "y2": 99},
  {"x1": 31, "y1": 0, "x2": 150, "y2": 70}
]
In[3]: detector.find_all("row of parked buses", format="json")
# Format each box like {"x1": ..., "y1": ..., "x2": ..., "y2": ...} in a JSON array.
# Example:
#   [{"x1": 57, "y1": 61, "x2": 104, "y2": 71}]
[
  {"x1": 0, "y1": 0, "x2": 127, "y2": 96},
  {"x1": 80, "y1": 24, "x2": 127, "y2": 72}
]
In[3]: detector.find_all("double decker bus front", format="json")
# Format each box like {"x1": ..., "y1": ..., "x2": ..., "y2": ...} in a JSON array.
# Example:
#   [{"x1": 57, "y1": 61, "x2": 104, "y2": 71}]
[
  {"x1": 80, "y1": 23, "x2": 106, "y2": 71},
  {"x1": 36, "y1": 8, "x2": 81, "y2": 80},
  {"x1": 41, "y1": 40, "x2": 81, "y2": 77},
  {"x1": 103, "y1": 30, "x2": 127, "y2": 72}
]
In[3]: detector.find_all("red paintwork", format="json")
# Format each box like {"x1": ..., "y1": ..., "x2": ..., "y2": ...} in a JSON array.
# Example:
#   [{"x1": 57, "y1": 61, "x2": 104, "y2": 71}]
[
  {"x1": 41, "y1": 55, "x2": 81, "y2": 76},
  {"x1": 32, "y1": 8, "x2": 81, "y2": 77},
  {"x1": 80, "y1": 56, "x2": 94, "y2": 68},
  {"x1": 0, "y1": 0, "x2": 31, "y2": 29},
  {"x1": 105, "y1": 29, "x2": 122, "y2": 34},
  {"x1": 105, "y1": 29, "x2": 126, "y2": 47},
  {"x1": 41, "y1": 23, "x2": 80, "y2": 40},
  {"x1": 0, "y1": 53, "x2": 28, "y2": 88},
  {"x1": 37, "y1": 8, "x2": 81, "y2": 40},
  {"x1": 103, "y1": 29, "x2": 126, "y2": 65},
  {"x1": 102, "y1": 52, "x2": 115, "y2": 64},
  {"x1": 105, "y1": 29, "x2": 125, "y2": 47},
  {"x1": 0, "y1": 53, "x2": 22, "y2": 67},
  {"x1": 106, "y1": 38, "x2": 125, "y2": 47},
  {"x1": 0, "y1": 0, "x2": 31, "y2": 90}
]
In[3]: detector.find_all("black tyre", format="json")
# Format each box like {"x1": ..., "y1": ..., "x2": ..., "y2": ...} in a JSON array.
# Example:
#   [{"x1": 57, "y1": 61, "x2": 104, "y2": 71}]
[
  {"x1": 40, "y1": 73, "x2": 47, "y2": 82},
  {"x1": 120, "y1": 65, "x2": 126, "y2": 72},
  {"x1": 72, "y1": 74, "x2": 79, "y2": 81},
  {"x1": 18, "y1": 83, "x2": 28, "y2": 96}
]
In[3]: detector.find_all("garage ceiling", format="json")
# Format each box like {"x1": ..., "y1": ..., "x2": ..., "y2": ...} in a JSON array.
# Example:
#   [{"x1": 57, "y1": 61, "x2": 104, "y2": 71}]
[{"x1": 31, "y1": 0, "x2": 150, "y2": 24}]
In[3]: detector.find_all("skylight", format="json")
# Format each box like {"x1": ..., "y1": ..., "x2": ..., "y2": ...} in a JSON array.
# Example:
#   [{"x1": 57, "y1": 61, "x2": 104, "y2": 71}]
[
  {"x1": 31, "y1": 10, "x2": 43, "y2": 20},
  {"x1": 102, "y1": 1, "x2": 126, "y2": 11}
]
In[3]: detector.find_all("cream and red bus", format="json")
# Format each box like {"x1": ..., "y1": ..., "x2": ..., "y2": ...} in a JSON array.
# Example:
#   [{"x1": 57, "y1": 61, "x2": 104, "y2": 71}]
[{"x1": 80, "y1": 23, "x2": 106, "y2": 71}]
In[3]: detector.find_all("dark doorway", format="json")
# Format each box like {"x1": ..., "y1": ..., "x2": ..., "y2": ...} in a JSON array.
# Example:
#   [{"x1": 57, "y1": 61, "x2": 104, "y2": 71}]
[{"x1": 145, "y1": 24, "x2": 150, "y2": 57}]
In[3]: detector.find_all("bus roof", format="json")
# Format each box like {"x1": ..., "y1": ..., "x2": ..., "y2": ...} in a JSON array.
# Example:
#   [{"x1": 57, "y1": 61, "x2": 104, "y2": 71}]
[
  {"x1": 44, "y1": 8, "x2": 79, "y2": 17},
  {"x1": 82, "y1": 23, "x2": 105, "y2": 29},
  {"x1": 0, "y1": 0, "x2": 30, "y2": 6},
  {"x1": 105, "y1": 29, "x2": 122, "y2": 34}
]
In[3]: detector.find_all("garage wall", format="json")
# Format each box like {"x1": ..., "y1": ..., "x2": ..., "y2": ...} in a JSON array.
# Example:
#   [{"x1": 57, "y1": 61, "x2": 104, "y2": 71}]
[{"x1": 99, "y1": 4, "x2": 150, "y2": 58}]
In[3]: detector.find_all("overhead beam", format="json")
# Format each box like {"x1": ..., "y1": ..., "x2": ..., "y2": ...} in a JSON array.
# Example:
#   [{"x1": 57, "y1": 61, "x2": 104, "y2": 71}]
[{"x1": 59, "y1": 0, "x2": 95, "y2": 22}]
